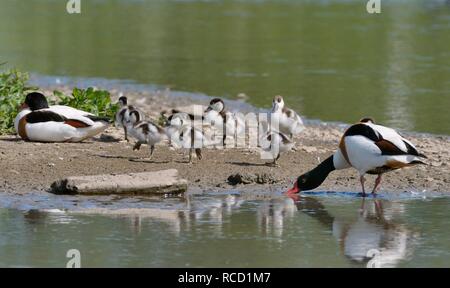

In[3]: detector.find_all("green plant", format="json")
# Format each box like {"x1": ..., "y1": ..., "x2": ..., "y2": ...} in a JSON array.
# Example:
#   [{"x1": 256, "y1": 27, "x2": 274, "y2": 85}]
[
  {"x1": 157, "y1": 113, "x2": 169, "y2": 127},
  {"x1": 54, "y1": 87, "x2": 118, "y2": 120},
  {"x1": 0, "y1": 67, "x2": 118, "y2": 135},
  {"x1": 0, "y1": 69, "x2": 36, "y2": 134}
]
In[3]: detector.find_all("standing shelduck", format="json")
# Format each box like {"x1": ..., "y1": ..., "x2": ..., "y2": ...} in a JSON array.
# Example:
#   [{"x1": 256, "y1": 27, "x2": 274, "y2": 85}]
[
  {"x1": 271, "y1": 95, "x2": 305, "y2": 137},
  {"x1": 286, "y1": 118, "x2": 427, "y2": 197},
  {"x1": 115, "y1": 95, "x2": 145, "y2": 141},
  {"x1": 14, "y1": 92, "x2": 110, "y2": 142}
]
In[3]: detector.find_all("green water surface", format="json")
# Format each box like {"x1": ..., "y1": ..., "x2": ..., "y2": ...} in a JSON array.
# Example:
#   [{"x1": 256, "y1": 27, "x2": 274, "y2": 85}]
[
  {"x1": 0, "y1": 0, "x2": 449, "y2": 134},
  {"x1": 1, "y1": 193, "x2": 449, "y2": 268}
]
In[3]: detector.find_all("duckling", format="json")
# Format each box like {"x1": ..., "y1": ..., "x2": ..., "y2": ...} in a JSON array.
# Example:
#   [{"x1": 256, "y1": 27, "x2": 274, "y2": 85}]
[
  {"x1": 204, "y1": 98, "x2": 245, "y2": 147},
  {"x1": 15, "y1": 92, "x2": 110, "y2": 142},
  {"x1": 164, "y1": 113, "x2": 189, "y2": 150},
  {"x1": 260, "y1": 130, "x2": 295, "y2": 167},
  {"x1": 125, "y1": 109, "x2": 166, "y2": 158},
  {"x1": 115, "y1": 95, "x2": 145, "y2": 141},
  {"x1": 271, "y1": 95, "x2": 304, "y2": 138},
  {"x1": 166, "y1": 113, "x2": 215, "y2": 163}
]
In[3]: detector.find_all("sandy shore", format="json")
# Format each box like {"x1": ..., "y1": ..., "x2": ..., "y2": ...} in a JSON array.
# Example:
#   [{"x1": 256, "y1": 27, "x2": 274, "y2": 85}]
[{"x1": 1, "y1": 87, "x2": 449, "y2": 196}]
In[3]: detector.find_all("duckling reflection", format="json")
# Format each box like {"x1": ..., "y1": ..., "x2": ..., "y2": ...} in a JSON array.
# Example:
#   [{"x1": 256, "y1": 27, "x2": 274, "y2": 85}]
[
  {"x1": 291, "y1": 196, "x2": 418, "y2": 268},
  {"x1": 122, "y1": 208, "x2": 190, "y2": 236},
  {"x1": 184, "y1": 194, "x2": 244, "y2": 235},
  {"x1": 119, "y1": 195, "x2": 244, "y2": 237},
  {"x1": 257, "y1": 198, "x2": 296, "y2": 238},
  {"x1": 24, "y1": 209, "x2": 73, "y2": 225}
]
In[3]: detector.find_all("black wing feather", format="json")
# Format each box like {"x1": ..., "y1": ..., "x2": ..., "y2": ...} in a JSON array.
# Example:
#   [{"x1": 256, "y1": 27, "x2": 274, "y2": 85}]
[
  {"x1": 26, "y1": 111, "x2": 67, "y2": 123},
  {"x1": 85, "y1": 115, "x2": 111, "y2": 123},
  {"x1": 343, "y1": 123, "x2": 381, "y2": 142},
  {"x1": 345, "y1": 123, "x2": 427, "y2": 158},
  {"x1": 403, "y1": 140, "x2": 427, "y2": 158}
]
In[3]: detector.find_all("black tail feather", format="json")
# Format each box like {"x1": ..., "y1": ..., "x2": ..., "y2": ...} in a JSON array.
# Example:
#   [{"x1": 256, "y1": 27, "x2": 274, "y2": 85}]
[
  {"x1": 410, "y1": 160, "x2": 427, "y2": 165},
  {"x1": 418, "y1": 153, "x2": 427, "y2": 159},
  {"x1": 86, "y1": 115, "x2": 112, "y2": 123}
]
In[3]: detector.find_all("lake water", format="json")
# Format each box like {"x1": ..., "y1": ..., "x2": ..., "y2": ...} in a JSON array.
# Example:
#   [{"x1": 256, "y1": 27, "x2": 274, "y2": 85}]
[
  {"x1": 1, "y1": 191, "x2": 450, "y2": 268},
  {"x1": 1, "y1": 0, "x2": 450, "y2": 134},
  {"x1": 1, "y1": 0, "x2": 450, "y2": 268}
]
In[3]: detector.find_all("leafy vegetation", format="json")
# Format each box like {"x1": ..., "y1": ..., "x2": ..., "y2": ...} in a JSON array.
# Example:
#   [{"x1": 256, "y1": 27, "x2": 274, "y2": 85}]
[
  {"x1": 0, "y1": 69, "x2": 36, "y2": 134},
  {"x1": 0, "y1": 68, "x2": 118, "y2": 135},
  {"x1": 54, "y1": 87, "x2": 118, "y2": 119}
]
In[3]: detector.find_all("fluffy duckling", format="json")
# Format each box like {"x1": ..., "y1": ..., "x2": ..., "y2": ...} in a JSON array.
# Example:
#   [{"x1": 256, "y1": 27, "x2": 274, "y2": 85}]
[
  {"x1": 287, "y1": 118, "x2": 427, "y2": 197},
  {"x1": 204, "y1": 98, "x2": 245, "y2": 146},
  {"x1": 166, "y1": 113, "x2": 215, "y2": 163},
  {"x1": 15, "y1": 92, "x2": 110, "y2": 142},
  {"x1": 115, "y1": 95, "x2": 145, "y2": 141},
  {"x1": 125, "y1": 109, "x2": 166, "y2": 158},
  {"x1": 260, "y1": 130, "x2": 295, "y2": 167},
  {"x1": 271, "y1": 95, "x2": 304, "y2": 137}
]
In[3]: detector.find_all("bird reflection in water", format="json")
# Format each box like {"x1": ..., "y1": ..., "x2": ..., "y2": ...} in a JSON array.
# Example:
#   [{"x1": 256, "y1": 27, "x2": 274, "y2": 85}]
[
  {"x1": 288, "y1": 194, "x2": 419, "y2": 268},
  {"x1": 257, "y1": 198, "x2": 296, "y2": 238}
]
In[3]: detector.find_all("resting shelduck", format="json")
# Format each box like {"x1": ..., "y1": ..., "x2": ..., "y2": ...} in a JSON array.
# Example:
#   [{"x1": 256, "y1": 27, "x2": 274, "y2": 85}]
[
  {"x1": 14, "y1": 92, "x2": 110, "y2": 142},
  {"x1": 286, "y1": 118, "x2": 427, "y2": 197},
  {"x1": 204, "y1": 98, "x2": 244, "y2": 146},
  {"x1": 115, "y1": 95, "x2": 145, "y2": 142},
  {"x1": 271, "y1": 95, "x2": 305, "y2": 137}
]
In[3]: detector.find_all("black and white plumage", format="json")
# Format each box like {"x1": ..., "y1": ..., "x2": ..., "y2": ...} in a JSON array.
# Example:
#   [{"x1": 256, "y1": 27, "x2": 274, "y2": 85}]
[
  {"x1": 125, "y1": 110, "x2": 166, "y2": 158},
  {"x1": 115, "y1": 96, "x2": 145, "y2": 141},
  {"x1": 287, "y1": 118, "x2": 427, "y2": 196},
  {"x1": 259, "y1": 131, "x2": 295, "y2": 167},
  {"x1": 14, "y1": 92, "x2": 110, "y2": 142},
  {"x1": 271, "y1": 95, "x2": 305, "y2": 137},
  {"x1": 165, "y1": 113, "x2": 216, "y2": 163},
  {"x1": 204, "y1": 98, "x2": 245, "y2": 146}
]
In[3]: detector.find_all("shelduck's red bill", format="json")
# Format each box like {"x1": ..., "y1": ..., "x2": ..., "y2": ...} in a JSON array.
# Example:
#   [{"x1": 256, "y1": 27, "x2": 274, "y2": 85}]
[
  {"x1": 286, "y1": 181, "x2": 300, "y2": 195},
  {"x1": 286, "y1": 193, "x2": 300, "y2": 202}
]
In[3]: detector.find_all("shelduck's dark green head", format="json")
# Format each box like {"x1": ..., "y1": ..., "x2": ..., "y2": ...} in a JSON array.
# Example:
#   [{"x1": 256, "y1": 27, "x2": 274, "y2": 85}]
[
  {"x1": 21, "y1": 92, "x2": 49, "y2": 111},
  {"x1": 286, "y1": 155, "x2": 336, "y2": 195}
]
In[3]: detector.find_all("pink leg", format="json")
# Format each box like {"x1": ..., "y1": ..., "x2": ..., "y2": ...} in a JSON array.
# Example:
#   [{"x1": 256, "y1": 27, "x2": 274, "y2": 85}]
[
  {"x1": 359, "y1": 197, "x2": 366, "y2": 215},
  {"x1": 360, "y1": 175, "x2": 366, "y2": 197},
  {"x1": 374, "y1": 200, "x2": 383, "y2": 216},
  {"x1": 372, "y1": 174, "x2": 382, "y2": 194}
]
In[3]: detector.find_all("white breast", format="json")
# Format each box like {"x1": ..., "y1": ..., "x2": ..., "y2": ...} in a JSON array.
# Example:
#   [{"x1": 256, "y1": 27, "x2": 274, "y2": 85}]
[
  {"x1": 204, "y1": 110, "x2": 223, "y2": 126},
  {"x1": 333, "y1": 149, "x2": 351, "y2": 170},
  {"x1": 270, "y1": 110, "x2": 305, "y2": 135},
  {"x1": 115, "y1": 107, "x2": 127, "y2": 128},
  {"x1": 14, "y1": 109, "x2": 31, "y2": 132},
  {"x1": 179, "y1": 127, "x2": 203, "y2": 149}
]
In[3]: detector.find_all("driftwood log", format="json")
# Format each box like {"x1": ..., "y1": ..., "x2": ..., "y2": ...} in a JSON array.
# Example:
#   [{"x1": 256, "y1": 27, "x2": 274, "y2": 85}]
[{"x1": 50, "y1": 169, "x2": 188, "y2": 195}]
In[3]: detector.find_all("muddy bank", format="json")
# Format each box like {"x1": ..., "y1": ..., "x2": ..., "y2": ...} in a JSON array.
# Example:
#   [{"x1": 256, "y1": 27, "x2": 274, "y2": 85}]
[{"x1": 0, "y1": 86, "x2": 449, "y2": 196}]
